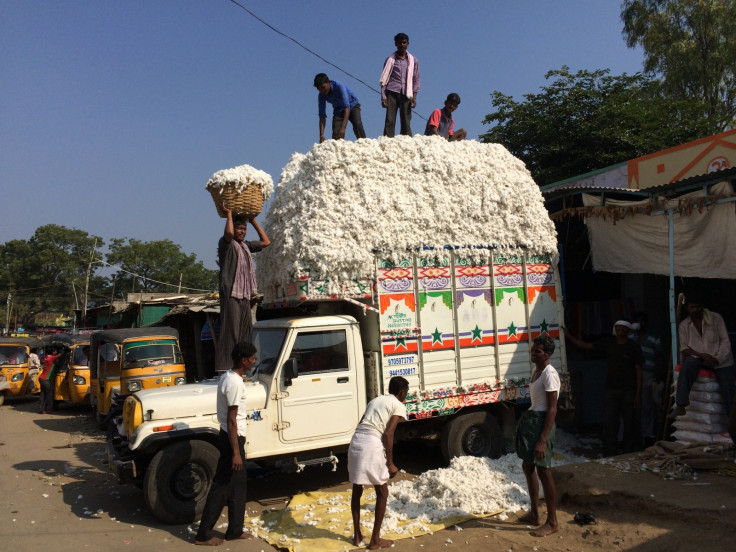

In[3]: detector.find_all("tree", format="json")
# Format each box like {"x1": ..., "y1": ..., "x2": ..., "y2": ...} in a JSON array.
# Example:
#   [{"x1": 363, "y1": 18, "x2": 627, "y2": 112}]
[
  {"x1": 0, "y1": 225, "x2": 103, "y2": 327},
  {"x1": 480, "y1": 67, "x2": 712, "y2": 186},
  {"x1": 621, "y1": 0, "x2": 736, "y2": 131},
  {"x1": 105, "y1": 238, "x2": 217, "y2": 298}
]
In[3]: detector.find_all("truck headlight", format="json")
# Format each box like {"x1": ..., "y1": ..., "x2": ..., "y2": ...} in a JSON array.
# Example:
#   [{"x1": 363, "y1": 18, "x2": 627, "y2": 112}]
[
  {"x1": 11, "y1": 372, "x2": 24, "y2": 382},
  {"x1": 72, "y1": 375, "x2": 87, "y2": 385},
  {"x1": 174, "y1": 377, "x2": 186, "y2": 385},
  {"x1": 126, "y1": 380, "x2": 142, "y2": 392}
]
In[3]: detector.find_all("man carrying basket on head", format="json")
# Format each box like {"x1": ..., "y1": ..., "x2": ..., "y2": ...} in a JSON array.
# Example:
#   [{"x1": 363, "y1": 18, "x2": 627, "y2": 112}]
[{"x1": 216, "y1": 202, "x2": 270, "y2": 372}]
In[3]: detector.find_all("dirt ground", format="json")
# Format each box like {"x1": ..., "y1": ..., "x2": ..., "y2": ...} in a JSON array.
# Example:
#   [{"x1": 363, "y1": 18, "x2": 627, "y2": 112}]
[{"x1": 1, "y1": 397, "x2": 735, "y2": 552}]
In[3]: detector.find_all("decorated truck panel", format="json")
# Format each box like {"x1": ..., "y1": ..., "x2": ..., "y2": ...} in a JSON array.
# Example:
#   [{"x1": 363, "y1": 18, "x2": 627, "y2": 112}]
[{"x1": 262, "y1": 249, "x2": 569, "y2": 419}]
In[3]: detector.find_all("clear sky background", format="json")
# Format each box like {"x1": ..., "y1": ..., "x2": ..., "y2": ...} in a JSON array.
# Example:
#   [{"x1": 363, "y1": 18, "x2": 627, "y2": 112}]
[{"x1": 1, "y1": 0, "x2": 644, "y2": 274}]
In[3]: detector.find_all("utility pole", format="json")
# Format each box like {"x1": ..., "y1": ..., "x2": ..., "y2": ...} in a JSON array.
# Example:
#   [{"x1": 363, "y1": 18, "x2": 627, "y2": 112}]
[
  {"x1": 178, "y1": 273, "x2": 183, "y2": 293},
  {"x1": 4, "y1": 292, "x2": 10, "y2": 335},
  {"x1": 71, "y1": 283, "x2": 79, "y2": 332},
  {"x1": 82, "y1": 239, "x2": 97, "y2": 325}
]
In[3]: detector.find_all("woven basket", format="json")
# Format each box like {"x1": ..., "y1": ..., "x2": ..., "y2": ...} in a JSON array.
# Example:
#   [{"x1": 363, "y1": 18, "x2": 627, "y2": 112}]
[{"x1": 208, "y1": 183, "x2": 264, "y2": 218}]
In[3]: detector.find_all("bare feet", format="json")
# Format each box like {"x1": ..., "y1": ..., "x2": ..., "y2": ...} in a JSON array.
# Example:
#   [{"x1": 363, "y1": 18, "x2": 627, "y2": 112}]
[
  {"x1": 226, "y1": 531, "x2": 255, "y2": 540},
  {"x1": 368, "y1": 537, "x2": 394, "y2": 549},
  {"x1": 530, "y1": 522, "x2": 558, "y2": 537},
  {"x1": 352, "y1": 531, "x2": 364, "y2": 547},
  {"x1": 518, "y1": 511, "x2": 539, "y2": 525},
  {"x1": 195, "y1": 537, "x2": 225, "y2": 546}
]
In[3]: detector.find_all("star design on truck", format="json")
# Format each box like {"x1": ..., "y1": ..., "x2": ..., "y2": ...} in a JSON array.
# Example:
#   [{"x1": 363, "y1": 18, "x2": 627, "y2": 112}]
[
  {"x1": 507, "y1": 322, "x2": 518, "y2": 338},
  {"x1": 539, "y1": 319, "x2": 549, "y2": 335},
  {"x1": 395, "y1": 335, "x2": 407, "y2": 350},
  {"x1": 471, "y1": 325, "x2": 483, "y2": 343},
  {"x1": 431, "y1": 327, "x2": 443, "y2": 345}
]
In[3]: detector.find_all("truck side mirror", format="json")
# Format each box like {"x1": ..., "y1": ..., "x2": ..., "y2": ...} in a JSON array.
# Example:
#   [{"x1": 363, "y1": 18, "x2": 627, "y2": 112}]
[{"x1": 283, "y1": 358, "x2": 299, "y2": 387}]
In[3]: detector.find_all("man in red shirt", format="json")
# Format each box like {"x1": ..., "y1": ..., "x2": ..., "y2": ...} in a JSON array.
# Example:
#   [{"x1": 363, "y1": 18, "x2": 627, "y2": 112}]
[{"x1": 38, "y1": 348, "x2": 60, "y2": 414}]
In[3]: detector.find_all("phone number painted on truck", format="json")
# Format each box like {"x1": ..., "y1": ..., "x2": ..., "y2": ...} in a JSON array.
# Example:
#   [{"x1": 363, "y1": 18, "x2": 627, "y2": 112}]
[{"x1": 387, "y1": 355, "x2": 417, "y2": 377}]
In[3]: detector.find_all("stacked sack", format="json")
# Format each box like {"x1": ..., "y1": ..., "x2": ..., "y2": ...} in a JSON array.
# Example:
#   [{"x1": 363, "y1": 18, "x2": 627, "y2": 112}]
[{"x1": 671, "y1": 374, "x2": 732, "y2": 445}]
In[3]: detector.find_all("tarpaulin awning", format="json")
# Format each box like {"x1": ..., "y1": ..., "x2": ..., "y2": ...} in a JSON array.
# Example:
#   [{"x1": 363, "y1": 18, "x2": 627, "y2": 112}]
[{"x1": 583, "y1": 181, "x2": 736, "y2": 278}]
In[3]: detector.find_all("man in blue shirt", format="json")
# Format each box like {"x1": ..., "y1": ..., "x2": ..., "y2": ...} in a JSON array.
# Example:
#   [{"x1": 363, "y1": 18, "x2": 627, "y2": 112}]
[{"x1": 314, "y1": 73, "x2": 366, "y2": 143}]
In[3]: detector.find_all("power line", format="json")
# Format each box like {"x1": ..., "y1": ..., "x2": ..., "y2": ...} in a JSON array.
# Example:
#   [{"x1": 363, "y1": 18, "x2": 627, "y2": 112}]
[
  {"x1": 225, "y1": 0, "x2": 427, "y2": 121},
  {"x1": 95, "y1": 258, "x2": 214, "y2": 293},
  {"x1": 1, "y1": 282, "x2": 69, "y2": 294}
]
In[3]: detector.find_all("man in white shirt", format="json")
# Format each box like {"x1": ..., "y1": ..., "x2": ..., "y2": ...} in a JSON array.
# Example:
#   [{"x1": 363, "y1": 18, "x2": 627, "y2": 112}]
[
  {"x1": 674, "y1": 296, "x2": 734, "y2": 418},
  {"x1": 195, "y1": 342, "x2": 257, "y2": 546},
  {"x1": 348, "y1": 376, "x2": 409, "y2": 550}
]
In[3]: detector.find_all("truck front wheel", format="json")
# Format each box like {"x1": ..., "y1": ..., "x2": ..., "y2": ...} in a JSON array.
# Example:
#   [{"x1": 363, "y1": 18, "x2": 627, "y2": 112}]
[
  {"x1": 440, "y1": 411, "x2": 502, "y2": 464},
  {"x1": 143, "y1": 440, "x2": 219, "y2": 524}
]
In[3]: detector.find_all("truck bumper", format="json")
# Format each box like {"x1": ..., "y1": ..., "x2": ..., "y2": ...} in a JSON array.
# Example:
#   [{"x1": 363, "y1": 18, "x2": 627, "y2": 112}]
[{"x1": 106, "y1": 436, "x2": 137, "y2": 482}]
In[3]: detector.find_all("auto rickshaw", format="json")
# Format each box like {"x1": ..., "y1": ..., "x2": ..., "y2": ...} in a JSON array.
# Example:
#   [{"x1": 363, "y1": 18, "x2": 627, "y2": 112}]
[
  {"x1": 89, "y1": 327, "x2": 186, "y2": 424},
  {"x1": 0, "y1": 336, "x2": 43, "y2": 404},
  {"x1": 41, "y1": 334, "x2": 92, "y2": 406}
]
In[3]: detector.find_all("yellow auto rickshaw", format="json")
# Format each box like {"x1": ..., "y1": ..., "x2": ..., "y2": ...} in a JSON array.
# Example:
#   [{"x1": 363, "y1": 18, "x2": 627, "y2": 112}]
[
  {"x1": 0, "y1": 336, "x2": 43, "y2": 404},
  {"x1": 41, "y1": 334, "x2": 92, "y2": 406},
  {"x1": 89, "y1": 327, "x2": 186, "y2": 425}
]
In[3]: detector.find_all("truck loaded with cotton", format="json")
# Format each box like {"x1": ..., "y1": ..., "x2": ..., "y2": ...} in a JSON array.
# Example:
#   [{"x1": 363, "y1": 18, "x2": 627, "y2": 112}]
[{"x1": 107, "y1": 136, "x2": 569, "y2": 524}]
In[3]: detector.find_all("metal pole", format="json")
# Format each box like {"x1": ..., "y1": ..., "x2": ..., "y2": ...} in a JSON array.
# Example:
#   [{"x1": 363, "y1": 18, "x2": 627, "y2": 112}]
[
  {"x1": 83, "y1": 239, "x2": 97, "y2": 324},
  {"x1": 668, "y1": 210, "x2": 677, "y2": 370},
  {"x1": 178, "y1": 273, "x2": 182, "y2": 293}
]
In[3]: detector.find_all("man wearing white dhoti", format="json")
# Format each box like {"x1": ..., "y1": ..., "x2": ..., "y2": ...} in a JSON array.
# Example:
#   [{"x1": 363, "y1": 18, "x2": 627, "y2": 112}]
[{"x1": 348, "y1": 376, "x2": 409, "y2": 550}]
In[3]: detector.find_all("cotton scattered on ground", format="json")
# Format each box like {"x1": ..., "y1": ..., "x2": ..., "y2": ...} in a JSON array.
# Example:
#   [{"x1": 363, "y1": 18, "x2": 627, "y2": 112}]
[
  {"x1": 257, "y1": 136, "x2": 557, "y2": 297},
  {"x1": 246, "y1": 430, "x2": 589, "y2": 550}
]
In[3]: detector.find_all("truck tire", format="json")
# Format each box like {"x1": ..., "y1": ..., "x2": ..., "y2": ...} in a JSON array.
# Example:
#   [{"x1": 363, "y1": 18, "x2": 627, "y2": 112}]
[
  {"x1": 143, "y1": 440, "x2": 219, "y2": 524},
  {"x1": 440, "y1": 411, "x2": 502, "y2": 464}
]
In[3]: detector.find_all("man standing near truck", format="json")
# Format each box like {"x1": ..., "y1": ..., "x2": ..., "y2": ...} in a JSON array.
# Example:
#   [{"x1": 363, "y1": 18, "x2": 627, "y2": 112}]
[
  {"x1": 515, "y1": 335, "x2": 560, "y2": 537},
  {"x1": 348, "y1": 376, "x2": 409, "y2": 550},
  {"x1": 195, "y1": 342, "x2": 257, "y2": 546}
]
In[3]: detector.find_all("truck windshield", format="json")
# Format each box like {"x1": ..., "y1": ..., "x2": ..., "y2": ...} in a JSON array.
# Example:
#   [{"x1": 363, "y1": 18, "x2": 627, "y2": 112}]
[
  {"x1": 0, "y1": 345, "x2": 28, "y2": 365},
  {"x1": 252, "y1": 328, "x2": 287, "y2": 375}
]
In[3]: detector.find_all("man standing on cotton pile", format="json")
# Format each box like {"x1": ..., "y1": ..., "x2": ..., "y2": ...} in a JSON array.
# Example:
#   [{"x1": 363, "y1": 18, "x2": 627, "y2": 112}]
[
  {"x1": 348, "y1": 376, "x2": 409, "y2": 549},
  {"x1": 379, "y1": 33, "x2": 420, "y2": 137},
  {"x1": 515, "y1": 335, "x2": 560, "y2": 537},
  {"x1": 314, "y1": 73, "x2": 366, "y2": 143}
]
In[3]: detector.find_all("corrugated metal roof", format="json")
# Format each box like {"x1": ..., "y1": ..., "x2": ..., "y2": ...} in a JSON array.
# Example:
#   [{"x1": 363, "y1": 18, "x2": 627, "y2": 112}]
[{"x1": 543, "y1": 167, "x2": 736, "y2": 201}]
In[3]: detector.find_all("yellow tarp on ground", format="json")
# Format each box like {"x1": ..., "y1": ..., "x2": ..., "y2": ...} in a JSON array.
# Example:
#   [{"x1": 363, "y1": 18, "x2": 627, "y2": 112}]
[{"x1": 245, "y1": 490, "x2": 504, "y2": 552}]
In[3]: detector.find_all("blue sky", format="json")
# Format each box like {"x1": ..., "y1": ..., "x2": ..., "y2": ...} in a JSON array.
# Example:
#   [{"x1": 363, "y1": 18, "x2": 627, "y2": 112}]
[{"x1": 1, "y1": 1, "x2": 643, "y2": 275}]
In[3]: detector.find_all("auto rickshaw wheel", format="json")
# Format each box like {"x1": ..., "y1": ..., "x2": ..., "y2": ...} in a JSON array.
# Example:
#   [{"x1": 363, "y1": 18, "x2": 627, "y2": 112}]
[
  {"x1": 143, "y1": 440, "x2": 219, "y2": 524},
  {"x1": 94, "y1": 406, "x2": 107, "y2": 430}
]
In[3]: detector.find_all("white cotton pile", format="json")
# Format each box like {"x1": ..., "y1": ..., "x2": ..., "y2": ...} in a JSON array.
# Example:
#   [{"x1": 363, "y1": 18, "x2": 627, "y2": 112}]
[
  {"x1": 257, "y1": 136, "x2": 557, "y2": 295},
  {"x1": 205, "y1": 163, "x2": 274, "y2": 198},
  {"x1": 375, "y1": 432, "x2": 589, "y2": 533}
]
